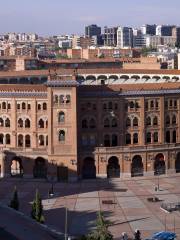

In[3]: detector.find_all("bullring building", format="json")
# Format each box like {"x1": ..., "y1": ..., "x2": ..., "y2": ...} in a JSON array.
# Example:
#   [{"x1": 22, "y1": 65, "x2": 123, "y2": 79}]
[{"x1": 0, "y1": 68, "x2": 180, "y2": 181}]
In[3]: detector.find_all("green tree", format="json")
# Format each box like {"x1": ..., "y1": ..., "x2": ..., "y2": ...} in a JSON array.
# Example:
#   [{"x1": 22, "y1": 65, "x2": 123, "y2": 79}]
[
  {"x1": 9, "y1": 186, "x2": 19, "y2": 211},
  {"x1": 31, "y1": 189, "x2": 45, "y2": 223},
  {"x1": 87, "y1": 211, "x2": 113, "y2": 240}
]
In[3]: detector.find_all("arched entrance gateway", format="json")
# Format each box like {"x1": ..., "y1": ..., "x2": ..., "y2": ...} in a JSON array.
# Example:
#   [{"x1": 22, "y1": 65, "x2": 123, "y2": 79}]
[
  {"x1": 10, "y1": 157, "x2": 23, "y2": 177},
  {"x1": 82, "y1": 157, "x2": 96, "y2": 179},
  {"x1": 33, "y1": 157, "x2": 47, "y2": 178},
  {"x1": 154, "y1": 153, "x2": 166, "y2": 175},
  {"x1": 131, "y1": 155, "x2": 144, "y2": 177},
  {"x1": 107, "y1": 156, "x2": 120, "y2": 178},
  {"x1": 175, "y1": 152, "x2": 180, "y2": 173}
]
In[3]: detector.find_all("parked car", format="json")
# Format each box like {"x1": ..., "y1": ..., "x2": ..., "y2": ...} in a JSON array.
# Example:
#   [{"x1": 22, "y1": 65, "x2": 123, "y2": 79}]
[{"x1": 145, "y1": 231, "x2": 176, "y2": 240}]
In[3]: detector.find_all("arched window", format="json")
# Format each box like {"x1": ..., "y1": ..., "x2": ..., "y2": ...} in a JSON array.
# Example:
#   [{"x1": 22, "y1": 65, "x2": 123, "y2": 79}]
[
  {"x1": 5, "y1": 118, "x2": 10, "y2": 127},
  {"x1": 25, "y1": 135, "x2": 31, "y2": 147},
  {"x1": 66, "y1": 95, "x2": 71, "y2": 104},
  {"x1": 18, "y1": 135, "x2": 23, "y2": 147},
  {"x1": 154, "y1": 132, "x2": 158, "y2": 143},
  {"x1": 2, "y1": 102, "x2": 6, "y2": 110},
  {"x1": 126, "y1": 118, "x2": 131, "y2": 127},
  {"x1": 22, "y1": 102, "x2": 26, "y2": 110},
  {"x1": 153, "y1": 116, "x2": 158, "y2": 126},
  {"x1": 133, "y1": 117, "x2": 138, "y2": 127},
  {"x1": 108, "y1": 102, "x2": 113, "y2": 110},
  {"x1": 43, "y1": 103, "x2": 47, "y2": 110},
  {"x1": 112, "y1": 134, "x2": 118, "y2": 146},
  {"x1": 18, "y1": 118, "x2": 23, "y2": 128},
  {"x1": 38, "y1": 119, "x2": 44, "y2": 128},
  {"x1": 0, "y1": 134, "x2": 4, "y2": 144},
  {"x1": 58, "y1": 112, "x2": 65, "y2": 123},
  {"x1": 166, "y1": 131, "x2": 170, "y2": 143},
  {"x1": 38, "y1": 135, "x2": 44, "y2": 146},
  {"x1": 6, "y1": 134, "x2": 11, "y2": 145},
  {"x1": 82, "y1": 135, "x2": 88, "y2": 146},
  {"x1": 111, "y1": 118, "x2": 118, "y2": 128},
  {"x1": 166, "y1": 115, "x2": 170, "y2": 125},
  {"x1": 0, "y1": 118, "x2": 4, "y2": 127},
  {"x1": 59, "y1": 130, "x2": 65, "y2": 142},
  {"x1": 114, "y1": 103, "x2": 118, "y2": 110},
  {"x1": 25, "y1": 119, "x2": 30, "y2": 128},
  {"x1": 54, "y1": 95, "x2": 58, "y2": 104},
  {"x1": 133, "y1": 133, "x2": 138, "y2": 144},
  {"x1": 126, "y1": 133, "x2": 131, "y2": 145},
  {"x1": 103, "y1": 103, "x2": 107, "y2": 110},
  {"x1": 173, "y1": 130, "x2": 176, "y2": 143},
  {"x1": 28, "y1": 104, "x2": 31, "y2": 110},
  {"x1": 146, "y1": 132, "x2": 151, "y2": 144},
  {"x1": 150, "y1": 100, "x2": 154, "y2": 109},
  {"x1": 89, "y1": 118, "x2": 96, "y2": 129},
  {"x1": 37, "y1": 104, "x2": 41, "y2": 110},
  {"x1": 155, "y1": 100, "x2": 159, "y2": 109},
  {"x1": 146, "y1": 117, "x2": 151, "y2": 126},
  {"x1": 172, "y1": 115, "x2": 176, "y2": 125},
  {"x1": 46, "y1": 136, "x2": 48, "y2": 146},
  {"x1": 82, "y1": 119, "x2": 88, "y2": 128},
  {"x1": 59, "y1": 95, "x2": 64, "y2": 104},
  {"x1": 129, "y1": 101, "x2": 134, "y2": 109},
  {"x1": 90, "y1": 135, "x2": 96, "y2": 145},
  {"x1": 8, "y1": 103, "x2": 11, "y2": 110},
  {"x1": 104, "y1": 135, "x2": 110, "y2": 147},
  {"x1": 104, "y1": 118, "x2": 110, "y2": 128}
]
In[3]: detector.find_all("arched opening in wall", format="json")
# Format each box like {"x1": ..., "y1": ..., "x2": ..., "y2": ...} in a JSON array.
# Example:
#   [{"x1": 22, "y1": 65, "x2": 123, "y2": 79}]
[
  {"x1": 40, "y1": 77, "x2": 48, "y2": 84},
  {"x1": 165, "y1": 131, "x2": 170, "y2": 143},
  {"x1": 38, "y1": 119, "x2": 44, "y2": 128},
  {"x1": 30, "y1": 77, "x2": 39, "y2": 84},
  {"x1": 5, "y1": 118, "x2": 10, "y2": 127},
  {"x1": 9, "y1": 78, "x2": 18, "y2": 84},
  {"x1": 131, "y1": 75, "x2": 140, "y2": 80},
  {"x1": 58, "y1": 111, "x2": 65, "y2": 123},
  {"x1": 77, "y1": 75, "x2": 85, "y2": 81},
  {"x1": 120, "y1": 75, "x2": 129, "y2": 80},
  {"x1": 175, "y1": 152, "x2": 180, "y2": 173},
  {"x1": 18, "y1": 134, "x2": 23, "y2": 147},
  {"x1": 0, "y1": 78, "x2": 8, "y2": 84},
  {"x1": 0, "y1": 134, "x2": 4, "y2": 144},
  {"x1": 86, "y1": 75, "x2": 96, "y2": 81},
  {"x1": 33, "y1": 157, "x2": 47, "y2": 179},
  {"x1": 25, "y1": 135, "x2": 31, "y2": 148},
  {"x1": 19, "y1": 78, "x2": 29, "y2": 84},
  {"x1": 107, "y1": 156, "x2": 120, "y2": 178},
  {"x1": 152, "y1": 76, "x2": 161, "y2": 81},
  {"x1": 109, "y1": 75, "x2": 118, "y2": 80},
  {"x1": 18, "y1": 118, "x2": 23, "y2": 128},
  {"x1": 82, "y1": 157, "x2": 96, "y2": 179},
  {"x1": 104, "y1": 135, "x2": 110, "y2": 147},
  {"x1": 131, "y1": 155, "x2": 144, "y2": 177},
  {"x1": 112, "y1": 134, "x2": 118, "y2": 146},
  {"x1": 142, "y1": 75, "x2": 151, "y2": 80},
  {"x1": 11, "y1": 157, "x2": 23, "y2": 177},
  {"x1": 0, "y1": 117, "x2": 4, "y2": 127},
  {"x1": 154, "y1": 153, "x2": 166, "y2": 175},
  {"x1": 25, "y1": 119, "x2": 30, "y2": 128}
]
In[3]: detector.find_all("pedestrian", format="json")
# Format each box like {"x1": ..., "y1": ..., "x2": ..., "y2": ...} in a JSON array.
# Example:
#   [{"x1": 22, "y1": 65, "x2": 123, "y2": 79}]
[
  {"x1": 122, "y1": 232, "x2": 128, "y2": 240},
  {"x1": 134, "y1": 229, "x2": 141, "y2": 240}
]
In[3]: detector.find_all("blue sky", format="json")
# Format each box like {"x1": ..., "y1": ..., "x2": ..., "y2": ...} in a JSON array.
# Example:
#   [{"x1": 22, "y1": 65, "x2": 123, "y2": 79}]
[{"x1": 1, "y1": 0, "x2": 180, "y2": 35}]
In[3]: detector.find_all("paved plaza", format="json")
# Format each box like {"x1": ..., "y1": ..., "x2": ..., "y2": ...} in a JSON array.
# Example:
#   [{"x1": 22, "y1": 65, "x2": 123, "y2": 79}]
[{"x1": 0, "y1": 174, "x2": 180, "y2": 239}]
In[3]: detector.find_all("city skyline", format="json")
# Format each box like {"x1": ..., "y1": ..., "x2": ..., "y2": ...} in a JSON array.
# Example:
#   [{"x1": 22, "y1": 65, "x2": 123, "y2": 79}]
[{"x1": 0, "y1": 0, "x2": 180, "y2": 36}]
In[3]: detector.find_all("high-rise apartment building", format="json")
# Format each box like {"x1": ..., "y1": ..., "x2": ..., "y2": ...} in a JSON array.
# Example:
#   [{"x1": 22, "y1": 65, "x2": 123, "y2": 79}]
[
  {"x1": 85, "y1": 24, "x2": 101, "y2": 38},
  {"x1": 156, "y1": 25, "x2": 175, "y2": 36},
  {"x1": 103, "y1": 26, "x2": 118, "y2": 46},
  {"x1": 141, "y1": 24, "x2": 156, "y2": 35},
  {"x1": 117, "y1": 27, "x2": 133, "y2": 48}
]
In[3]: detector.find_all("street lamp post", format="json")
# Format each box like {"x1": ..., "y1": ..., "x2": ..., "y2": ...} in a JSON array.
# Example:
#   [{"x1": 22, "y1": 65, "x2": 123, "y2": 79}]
[{"x1": 64, "y1": 197, "x2": 68, "y2": 240}]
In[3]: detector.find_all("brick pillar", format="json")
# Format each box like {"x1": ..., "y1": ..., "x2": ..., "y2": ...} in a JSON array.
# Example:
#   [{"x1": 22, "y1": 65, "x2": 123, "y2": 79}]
[{"x1": 160, "y1": 96, "x2": 165, "y2": 144}]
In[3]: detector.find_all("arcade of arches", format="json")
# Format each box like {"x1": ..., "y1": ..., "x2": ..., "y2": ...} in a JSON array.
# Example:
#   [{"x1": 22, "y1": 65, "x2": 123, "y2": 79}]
[{"x1": 1, "y1": 151, "x2": 180, "y2": 180}]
